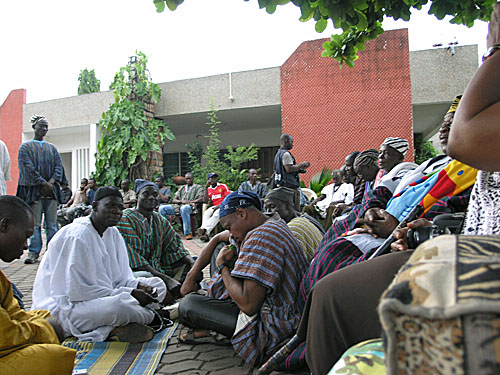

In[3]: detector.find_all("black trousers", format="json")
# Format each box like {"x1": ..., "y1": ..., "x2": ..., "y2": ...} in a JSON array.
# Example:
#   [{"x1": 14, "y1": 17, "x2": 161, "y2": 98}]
[{"x1": 178, "y1": 293, "x2": 240, "y2": 338}]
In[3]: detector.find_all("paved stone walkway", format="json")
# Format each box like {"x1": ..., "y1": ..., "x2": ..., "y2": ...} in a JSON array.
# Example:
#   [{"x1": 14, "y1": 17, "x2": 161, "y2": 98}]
[{"x1": 1, "y1": 236, "x2": 308, "y2": 375}]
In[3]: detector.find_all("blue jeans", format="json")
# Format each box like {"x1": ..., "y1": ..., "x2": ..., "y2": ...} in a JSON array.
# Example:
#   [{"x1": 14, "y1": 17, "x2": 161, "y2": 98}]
[
  {"x1": 159, "y1": 204, "x2": 193, "y2": 235},
  {"x1": 29, "y1": 198, "x2": 58, "y2": 256}
]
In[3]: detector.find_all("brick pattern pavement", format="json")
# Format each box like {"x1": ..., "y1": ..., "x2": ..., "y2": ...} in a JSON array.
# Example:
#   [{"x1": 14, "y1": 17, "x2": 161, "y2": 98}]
[{"x1": 1, "y1": 236, "x2": 309, "y2": 374}]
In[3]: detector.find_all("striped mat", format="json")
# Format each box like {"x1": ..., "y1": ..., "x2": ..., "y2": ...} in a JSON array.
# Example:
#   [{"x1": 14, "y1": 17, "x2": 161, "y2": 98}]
[{"x1": 62, "y1": 323, "x2": 178, "y2": 375}]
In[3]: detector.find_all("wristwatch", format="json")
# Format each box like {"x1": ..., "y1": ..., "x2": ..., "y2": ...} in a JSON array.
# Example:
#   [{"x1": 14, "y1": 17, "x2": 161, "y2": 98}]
[
  {"x1": 217, "y1": 263, "x2": 231, "y2": 273},
  {"x1": 482, "y1": 44, "x2": 500, "y2": 62}
]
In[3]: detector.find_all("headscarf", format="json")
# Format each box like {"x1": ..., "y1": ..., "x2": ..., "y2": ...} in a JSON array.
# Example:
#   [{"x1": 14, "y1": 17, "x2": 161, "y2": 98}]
[
  {"x1": 380, "y1": 137, "x2": 409, "y2": 157},
  {"x1": 265, "y1": 187, "x2": 295, "y2": 205},
  {"x1": 447, "y1": 95, "x2": 462, "y2": 114},
  {"x1": 353, "y1": 149, "x2": 379, "y2": 170},
  {"x1": 219, "y1": 191, "x2": 262, "y2": 218},
  {"x1": 94, "y1": 186, "x2": 123, "y2": 202},
  {"x1": 134, "y1": 179, "x2": 159, "y2": 194}
]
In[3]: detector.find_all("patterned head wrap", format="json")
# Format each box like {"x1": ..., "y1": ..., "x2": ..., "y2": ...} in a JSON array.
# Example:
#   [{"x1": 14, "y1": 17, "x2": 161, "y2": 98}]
[
  {"x1": 134, "y1": 179, "x2": 159, "y2": 194},
  {"x1": 353, "y1": 149, "x2": 379, "y2": 170},
  {"x1": 94, "y1": 187, "x2": 123, "y2": 202},
  {"x1": 30, "y1": 114, "x2": 47, "y2": 128},
  {"x1": 446, "y1": 95, "x2": 462, "y2": 114},
  {"x1": 380, "y1": 137, "x2": 409, "y2": 157},
  {"x1": 219, "y1": 191, "x2": 262, "y2": 219},
  {"x1": 265, "y1": 187, "x2": 295, "y2": 205}
]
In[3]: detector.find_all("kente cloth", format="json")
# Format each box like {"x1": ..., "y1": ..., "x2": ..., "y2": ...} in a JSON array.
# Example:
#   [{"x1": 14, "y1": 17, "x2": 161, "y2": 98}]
[
  {"x1": 117, "y1": 209, "x2": 189, "y2": 276},
  {"x1": 16, "y1": 140, "x2": 64, "y2": 204},
  {"x1": 207, "y1": 182, "x2": 231, "y2": 206},
  {"x1": 238, "y1": 181, "x2": 269, "y2": 199},
  {"x1": 463, "y1": 170, "x2": 500, "y2": 235},
  {"x1": 328, "y1": 339, "x2": 385, "y2": 375},
  {"x1": 379, "y1": 235, "x2": 500, "y2": 375},
  {"x1": 209, "y1": 219, "x2": 308, "y2": 366},
  {"x1": 32, "y1": 217, "x2": 167, "y2": 342},
  {"x1": 288, "y1": 216, "x2": 323, "y2": 262},
  {"x1": 316, "y1": 183, "x2": 354, "y2": 215},
  {"x1": 385, "y1": 160, "x2": 477, "y2": 222},
  {"x1": 0, "y1": 140, "x2": 10, "y2": 195},
  {"x1": 63, "y1": 322, "x2": 178, "y2": 375},
  {"x1": 172, "y1": 183, "x2": 204, "y2": 214},
  {"x1": 299, "y1": 188, "x2": 471, "y2": 314},
  {"x1": 352, "y1": 177, "x2": 365, "y2": 204}
]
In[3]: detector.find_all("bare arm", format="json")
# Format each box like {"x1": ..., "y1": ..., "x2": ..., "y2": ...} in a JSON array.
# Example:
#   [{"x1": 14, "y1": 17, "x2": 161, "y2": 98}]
[
  {"x1": 216, "y1": 245, "x2": 267, "y2": 316},
  {"x1": 180, "y1": 231, "x2": 230, "y2": 296},
  {"x1": 448, "y1": 3, "x2": 500, "y2": 171},
  {"x1": 310, "y1": 194, "x2": 326, "y2": 206},
  {"x1": 284, "y1": 162, "x2": 310, "y2": 173}
]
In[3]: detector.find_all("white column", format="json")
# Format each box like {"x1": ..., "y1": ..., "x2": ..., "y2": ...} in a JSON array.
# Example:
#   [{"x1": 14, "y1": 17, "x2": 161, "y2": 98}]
[{"x1": 71, "y1": 150, "x2": 78, "y2": 192}]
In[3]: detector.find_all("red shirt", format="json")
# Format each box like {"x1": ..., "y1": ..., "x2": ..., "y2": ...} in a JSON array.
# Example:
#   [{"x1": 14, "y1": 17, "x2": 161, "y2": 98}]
[{"x1": 208, "y1": 183, "x2": 231, "y2": 206}]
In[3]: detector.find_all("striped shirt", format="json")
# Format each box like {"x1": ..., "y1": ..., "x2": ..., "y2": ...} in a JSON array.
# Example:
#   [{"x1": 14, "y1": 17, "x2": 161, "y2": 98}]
[
  {"x1": 16, "y1": 140, "x2": 64, "y2": 204},
  {"x1": 238, "y1": 181, "x2": 268, "y2": 199},
  {"x1": 209, "y1": 219, "x2": 308, "y2": 366},
  {"x1": 172, "y1": 184, "x2": 204, "y2": 214},
  {"x1": 288, "y1": 216, "x2": 323, "y2": 262},
  {"x1": 117, "y1": 209, "x2": 189, "y2": 276}
]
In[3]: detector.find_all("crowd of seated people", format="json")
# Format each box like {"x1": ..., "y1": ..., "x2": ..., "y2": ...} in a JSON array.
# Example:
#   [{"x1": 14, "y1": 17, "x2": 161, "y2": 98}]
[{"x1": 1, "y1": 6, "x2": 498, "y2": 374}]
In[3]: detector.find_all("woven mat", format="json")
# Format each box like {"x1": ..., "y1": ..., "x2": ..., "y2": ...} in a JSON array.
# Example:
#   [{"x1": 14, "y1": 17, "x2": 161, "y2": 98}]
[{"x1": 63, "y1": 322, "x2": 178, "y2": 375}]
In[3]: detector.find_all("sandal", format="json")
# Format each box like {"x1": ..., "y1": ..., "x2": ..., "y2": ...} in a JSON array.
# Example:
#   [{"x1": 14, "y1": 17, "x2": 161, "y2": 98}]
[{"x1": 178, "y1": 329, "x2": 231, "y2": 346}]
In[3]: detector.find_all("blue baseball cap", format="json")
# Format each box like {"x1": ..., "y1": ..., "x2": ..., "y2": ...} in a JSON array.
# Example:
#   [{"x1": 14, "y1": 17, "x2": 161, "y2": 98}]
[{"x1": 207, "y1": 172, "x2": 219, "y2": 179}]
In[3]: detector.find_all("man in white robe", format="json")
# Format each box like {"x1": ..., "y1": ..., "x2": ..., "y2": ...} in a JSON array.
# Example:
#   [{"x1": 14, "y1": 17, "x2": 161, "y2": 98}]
[
  {"x1": 32, "y1": 187, "x2": 167, "y2": 342},
  {"x1": 0, "y1": 140, "x2": 11, "y2": 195}
]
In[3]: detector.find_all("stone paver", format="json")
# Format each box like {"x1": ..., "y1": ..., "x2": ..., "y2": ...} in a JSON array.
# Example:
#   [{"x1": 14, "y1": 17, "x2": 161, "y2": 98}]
[{"x1": 1, "y1": 235, "x2": 308, "y2": 374}]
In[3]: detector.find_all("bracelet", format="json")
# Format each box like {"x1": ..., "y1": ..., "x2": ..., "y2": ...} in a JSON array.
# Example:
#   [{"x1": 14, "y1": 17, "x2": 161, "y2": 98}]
[{"x1": 482, "y1": 44, "x2": 500, "y2": 62}]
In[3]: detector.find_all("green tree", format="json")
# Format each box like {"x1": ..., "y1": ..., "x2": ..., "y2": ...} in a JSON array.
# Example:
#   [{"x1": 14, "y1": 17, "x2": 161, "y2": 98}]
[
  {"x1": 187, "y1": 102, "x2": 259, "y2": 191},
  {"x1": 94, "y1": 51, "x2": 175, "y2": 186},
  {"x1": 414, "y1": 138, "x2": 438, "y2": 165},
  {"x1": 153, "y1": 0, "x2": 494, "y2": 66},
  {"x1": 77, "y1": 68, "x2": 101, "y2": 95}
]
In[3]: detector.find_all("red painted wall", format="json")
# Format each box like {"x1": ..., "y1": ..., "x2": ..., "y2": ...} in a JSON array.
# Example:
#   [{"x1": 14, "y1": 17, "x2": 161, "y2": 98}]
[
  {"x1": 281, "y1": 29, "x2": 414, "y2": 183},
  {"x1": 0, "y1": 89, "x2": 26, "y2": 195}
]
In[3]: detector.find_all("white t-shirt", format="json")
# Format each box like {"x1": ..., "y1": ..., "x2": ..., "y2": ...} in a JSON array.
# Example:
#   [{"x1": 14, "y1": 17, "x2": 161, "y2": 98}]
[{"x1": 317, "y1": 183, "x2": 354, "y2": 214}]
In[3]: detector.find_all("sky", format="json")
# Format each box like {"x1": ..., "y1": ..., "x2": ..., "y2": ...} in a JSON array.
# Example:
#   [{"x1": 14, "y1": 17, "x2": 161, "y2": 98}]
[{"x1": 0, "y1": 0, "x2": 489, "y2": 105}]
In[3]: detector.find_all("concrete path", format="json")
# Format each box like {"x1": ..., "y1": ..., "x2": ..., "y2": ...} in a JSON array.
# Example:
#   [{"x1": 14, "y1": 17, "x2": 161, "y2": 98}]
[{"x1": 1, "y1": 236, "x2": 308, "y2": 375}]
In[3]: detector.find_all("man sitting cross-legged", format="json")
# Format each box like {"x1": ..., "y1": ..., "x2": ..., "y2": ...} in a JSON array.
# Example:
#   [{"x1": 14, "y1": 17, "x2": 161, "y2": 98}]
[
  {"x1": 32, "y1": 187, "x2": 167, "y2": 343},
  {"x1": 118, "y1": 179, "x2": 196, "y2": 302},
  {"x1": 0, "y1": 196, "x2": 76, "y2": 375},
  {"x1": 178, "y1": 191, "x2": 308, "y2": 366}
]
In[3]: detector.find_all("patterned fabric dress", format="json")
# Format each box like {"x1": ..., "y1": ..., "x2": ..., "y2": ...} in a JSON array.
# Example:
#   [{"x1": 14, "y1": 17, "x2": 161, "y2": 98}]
[
  {"x1": 117, "y1": 209, "x2": 189, "y2": 276},
  {"x1": 462, "y1": 170, "x2": 500, "y2": 235},
  {"x1": 208, "y1": 219, "x2": 308, "y2": 366}
]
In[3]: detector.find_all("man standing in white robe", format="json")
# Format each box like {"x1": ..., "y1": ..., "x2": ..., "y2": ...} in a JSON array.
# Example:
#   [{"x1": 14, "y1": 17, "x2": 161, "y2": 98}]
[{"x1": 32, "y1": 187, "x2": 167, "y2": 342}]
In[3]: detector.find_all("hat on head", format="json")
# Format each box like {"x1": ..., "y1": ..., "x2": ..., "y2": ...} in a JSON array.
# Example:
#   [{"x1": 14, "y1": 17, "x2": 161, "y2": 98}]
[
  {"x1": 265, "y1": 187, "x2": 295, "y2": 205},
  {"x1": 380, "y1": 137, "x2": 409, "y2": 157},
  {"x1": 30, "y1": 114, "x2": 47, "y2": 128},
  {"x1": 207, "y1": 172, "x2": 219, "y2": 179},
  {"x1": 219, "y1": 191, "x2": 262, "y2": 219},
  {"x1": 447, "y1": 95, "x2": 462, "y2": 114},
  {"x1": 134, "y1": 179, "x2": 159, "y2": 194},
  {"x1": 353, "y1": 149, "x2": 379, "y2": 170},
  {"x1": 94, "y1": 187, "x2": 123, "y2": 202}
]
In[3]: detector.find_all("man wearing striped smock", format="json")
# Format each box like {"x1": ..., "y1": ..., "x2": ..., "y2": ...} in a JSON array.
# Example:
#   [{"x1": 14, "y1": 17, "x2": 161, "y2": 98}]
[
  {"x1": 264, "y1": 187, "x2": 324, "y2": 262},
  {"x1": 118, "y1": 179, "x2": 195, "y2": 301},
  {"x1": 178, "y1": 191, "x2": 308, "y2": 366}
]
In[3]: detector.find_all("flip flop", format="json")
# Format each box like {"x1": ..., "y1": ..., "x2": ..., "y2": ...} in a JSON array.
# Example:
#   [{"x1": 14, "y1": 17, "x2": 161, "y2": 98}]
[{"x1": 178, "y1": 329, "x2": 231, "y2": 346}]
